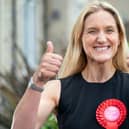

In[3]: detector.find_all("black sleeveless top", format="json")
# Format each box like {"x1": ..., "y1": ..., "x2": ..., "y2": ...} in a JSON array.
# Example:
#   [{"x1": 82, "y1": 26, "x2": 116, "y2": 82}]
[{"x1": 57, "y1": 70, "x2": 129, "y2": 129}]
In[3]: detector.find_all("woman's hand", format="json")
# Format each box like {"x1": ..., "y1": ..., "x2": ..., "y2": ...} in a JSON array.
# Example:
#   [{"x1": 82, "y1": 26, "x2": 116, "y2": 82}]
[{"x1": 33, "y1": 41, "x2": 63, "y2": 87}]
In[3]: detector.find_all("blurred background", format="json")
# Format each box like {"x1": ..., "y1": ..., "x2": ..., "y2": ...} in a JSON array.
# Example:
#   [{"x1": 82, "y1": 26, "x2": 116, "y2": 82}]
[{"x1": 0, "y1": 0, "x2": 129, "y2": 129}]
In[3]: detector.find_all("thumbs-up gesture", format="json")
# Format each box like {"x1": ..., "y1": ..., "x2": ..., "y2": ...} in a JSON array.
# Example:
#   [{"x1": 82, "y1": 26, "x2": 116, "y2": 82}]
[{"x1": 33, "y1": 41, "x2": 63, "y2": 86}]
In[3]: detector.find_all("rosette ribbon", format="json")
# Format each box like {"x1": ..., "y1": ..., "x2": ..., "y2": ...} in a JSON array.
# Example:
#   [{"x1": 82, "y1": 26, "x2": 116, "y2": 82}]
[{"x1": 96, "y1": 99, "x2": 127, "y2": 129}]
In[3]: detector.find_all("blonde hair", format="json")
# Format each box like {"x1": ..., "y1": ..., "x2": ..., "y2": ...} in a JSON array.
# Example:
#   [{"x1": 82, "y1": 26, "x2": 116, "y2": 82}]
[{"x1": 59, "y1": 1, "x2": 129, "y2": 78}]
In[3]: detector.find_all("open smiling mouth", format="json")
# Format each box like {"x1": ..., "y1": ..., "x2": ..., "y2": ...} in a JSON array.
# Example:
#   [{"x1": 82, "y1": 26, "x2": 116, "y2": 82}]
[{"x1": 94, "y1": 46, "x2": 110, "y2": 52}]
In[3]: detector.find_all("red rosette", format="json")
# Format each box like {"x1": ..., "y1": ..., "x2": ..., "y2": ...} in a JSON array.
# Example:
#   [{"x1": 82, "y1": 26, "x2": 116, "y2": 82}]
[{"x1": 96, "y1": 99, "x2": 127, "y2": 129}]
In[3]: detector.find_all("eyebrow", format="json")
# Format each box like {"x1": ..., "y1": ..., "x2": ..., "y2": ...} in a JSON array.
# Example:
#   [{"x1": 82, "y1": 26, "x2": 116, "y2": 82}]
[
  {"x1": 105, "y1": 25, "x2": 115, "y2": 28},
  {"x1": 86, "y1": 25, "x2": 116, "y2": 30},
  {"x1": 85, "y1": 27, "x2": 98, "y2": 31}
]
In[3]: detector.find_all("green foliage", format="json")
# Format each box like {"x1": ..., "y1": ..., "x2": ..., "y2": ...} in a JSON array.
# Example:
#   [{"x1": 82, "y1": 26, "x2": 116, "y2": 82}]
[{"x1": 41, "y1": 114, "x2": 58, "y2": 129}]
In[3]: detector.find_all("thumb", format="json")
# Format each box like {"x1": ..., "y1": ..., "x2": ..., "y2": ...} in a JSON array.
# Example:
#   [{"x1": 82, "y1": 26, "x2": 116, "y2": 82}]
[{"x1": 46, "y1": 41, "x2": 54, "y2": 53}]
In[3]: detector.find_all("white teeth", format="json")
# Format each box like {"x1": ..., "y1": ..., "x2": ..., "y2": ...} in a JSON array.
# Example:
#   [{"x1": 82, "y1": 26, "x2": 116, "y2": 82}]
[{"x1": 95, "y1": 47, "x2": 109, "y2": 51}]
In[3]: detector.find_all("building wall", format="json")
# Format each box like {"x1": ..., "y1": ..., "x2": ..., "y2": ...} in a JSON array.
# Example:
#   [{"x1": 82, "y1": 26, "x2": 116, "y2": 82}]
[
  {"x1": 0, "y1": 0, "x2": 45, "y2": 73},
  {"x1": 0, "y1": 0, "x2": 13, "y2": 73},
  {"x1": 106, "y1": 0, "x2": 129, "y2": 21},
  {"x1": 16, "y1": 0, "x2": 44, "y2": 69},
  {"x1": 45, "y1": 0, "x2": 69, "y2": 54}
]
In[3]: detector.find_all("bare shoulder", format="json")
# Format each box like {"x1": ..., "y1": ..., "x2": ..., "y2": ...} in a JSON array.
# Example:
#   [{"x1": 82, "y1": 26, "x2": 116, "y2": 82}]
[{"x1": 41, "y1": 80, "x2": 61, "y2": 107}]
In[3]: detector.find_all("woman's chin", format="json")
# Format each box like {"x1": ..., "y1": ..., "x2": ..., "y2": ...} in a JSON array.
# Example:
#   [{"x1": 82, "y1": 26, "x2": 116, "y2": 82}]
[{"x1": 94, "y1": 57, "x2": 112, "y2": 64}]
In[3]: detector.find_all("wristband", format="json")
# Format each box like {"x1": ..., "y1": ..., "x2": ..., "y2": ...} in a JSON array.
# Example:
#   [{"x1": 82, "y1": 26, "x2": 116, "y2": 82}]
[{"x1": 28, "y1": 77, "x2": 44, "y2": 93}]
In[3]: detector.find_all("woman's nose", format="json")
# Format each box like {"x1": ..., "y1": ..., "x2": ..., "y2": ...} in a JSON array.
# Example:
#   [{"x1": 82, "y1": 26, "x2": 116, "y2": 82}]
[{"x1": 97, "y1": 32, "x2": 107, "y2": 43}]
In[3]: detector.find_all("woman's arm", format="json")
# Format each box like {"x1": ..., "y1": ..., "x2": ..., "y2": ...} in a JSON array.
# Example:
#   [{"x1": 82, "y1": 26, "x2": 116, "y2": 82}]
[
  {"x1": 11, "y1": 88, "x2": 43, "y2": 129},
  {"x1": 35, "y1": 80, "x2": 61, "y2": 129},
  {"x1": 11, "y1": 80, "x2": 61, "y2": 129},
  {"x1": 11, "y1": 41, "x2": 63, "y2": 129}
]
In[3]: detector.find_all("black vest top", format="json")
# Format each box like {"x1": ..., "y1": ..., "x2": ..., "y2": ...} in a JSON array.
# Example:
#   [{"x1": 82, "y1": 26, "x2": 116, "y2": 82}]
[{"x1": 57, "y1": 70, "x2": 129, "y2": 129}]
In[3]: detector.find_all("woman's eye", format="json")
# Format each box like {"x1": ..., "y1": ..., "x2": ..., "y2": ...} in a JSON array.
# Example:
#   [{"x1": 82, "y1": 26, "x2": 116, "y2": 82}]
[
  {"x1": 88, "y1": 30, "x2": 97, "y2": 34},
  {"x1": 106, "y1": 29, "x2": 114, "y2": 33}
]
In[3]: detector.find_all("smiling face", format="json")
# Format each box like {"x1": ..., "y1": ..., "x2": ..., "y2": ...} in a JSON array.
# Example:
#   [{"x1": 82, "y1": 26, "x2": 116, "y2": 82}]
[{"x1": 82, "y1": 10, "x2": 120, "y2": 64}]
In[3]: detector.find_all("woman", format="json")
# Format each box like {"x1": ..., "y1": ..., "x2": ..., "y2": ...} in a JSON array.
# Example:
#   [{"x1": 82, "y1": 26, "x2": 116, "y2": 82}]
[{"x1": 11, "y1": 1, "x2": 129, "y2": 129}]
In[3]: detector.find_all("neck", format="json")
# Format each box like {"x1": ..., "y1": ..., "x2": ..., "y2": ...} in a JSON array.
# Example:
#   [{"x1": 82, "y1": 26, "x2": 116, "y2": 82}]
[{"x1": 82, "y1": 62, "x2": 116, "y2": 83}]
